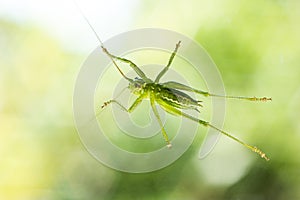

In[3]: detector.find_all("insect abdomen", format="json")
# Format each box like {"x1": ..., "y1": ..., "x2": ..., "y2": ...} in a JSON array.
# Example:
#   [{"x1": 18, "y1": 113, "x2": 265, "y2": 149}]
[{"x1": 154, "y1": 85, "x2": 201, "y2": 110}]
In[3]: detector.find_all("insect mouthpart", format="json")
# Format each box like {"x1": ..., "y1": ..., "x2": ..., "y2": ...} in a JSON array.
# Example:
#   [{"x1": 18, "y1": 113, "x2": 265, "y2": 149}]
[{"x1": 129, "y1": 77, "x2": 145, "y2": 95}]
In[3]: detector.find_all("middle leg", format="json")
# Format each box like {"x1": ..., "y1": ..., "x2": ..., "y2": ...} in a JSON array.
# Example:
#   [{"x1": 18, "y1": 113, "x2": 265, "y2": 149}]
[{"x1": 150, "y1": 95, "x2": 172, "y2": 148}]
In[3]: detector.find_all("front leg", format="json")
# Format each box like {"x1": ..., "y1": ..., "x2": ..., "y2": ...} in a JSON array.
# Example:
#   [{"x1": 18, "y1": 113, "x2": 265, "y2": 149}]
[{"x1": 102, "y1": 48, "x2": 152, "y2": 83}]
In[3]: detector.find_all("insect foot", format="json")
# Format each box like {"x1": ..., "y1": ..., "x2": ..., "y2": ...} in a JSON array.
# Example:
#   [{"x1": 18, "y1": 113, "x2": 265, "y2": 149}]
[
  {"x1": 167, "y1": 143, "x2": 172, "y2": 148},
  {"x1": 102, "y1": 46, "x2": 108, "y2": 54},
  {"x1": 250, "y1": 96, "x2": 272, "y2": 102},
  {"x1": 253, "y1": 146, "x2": 270, "y2": 161},
  {"x1": 101, "y1": 100, "x2": 111, "y2": 109},
  {"x1": 176, "y1": 41, "x2": 181, "y2": 49}
]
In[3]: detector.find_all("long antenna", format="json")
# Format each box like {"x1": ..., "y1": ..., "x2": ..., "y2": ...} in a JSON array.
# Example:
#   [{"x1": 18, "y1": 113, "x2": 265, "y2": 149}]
[
  {"x1": 74, "y1": 1, "x2": 133, "y2": 82},
  {"x1": 74, "y1": 0, "x2": 104, "y2": 45}
]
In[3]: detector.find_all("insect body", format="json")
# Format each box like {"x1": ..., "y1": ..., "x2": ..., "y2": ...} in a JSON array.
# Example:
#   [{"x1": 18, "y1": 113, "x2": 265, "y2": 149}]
[
  {"x1": 99, "y1": 41, "x2": 271, "y2": 161},
  {"x1": 103, "y1": 68, "x2": 203, "y2": 148},
  {"x1": 77, "y1": 6, "x2": 272, "y2": 161}
]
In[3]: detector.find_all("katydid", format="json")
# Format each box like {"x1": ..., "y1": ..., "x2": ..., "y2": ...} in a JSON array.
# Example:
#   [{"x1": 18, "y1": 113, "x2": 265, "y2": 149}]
[{"x1": 78, "y1": 6, "x2": 271, "y2": 161}]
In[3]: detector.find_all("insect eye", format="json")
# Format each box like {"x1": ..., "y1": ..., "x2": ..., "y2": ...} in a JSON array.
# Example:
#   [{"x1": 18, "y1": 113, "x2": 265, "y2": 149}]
[{"x1": 134, "y1": 83, "x2": 140, "y2": 88}]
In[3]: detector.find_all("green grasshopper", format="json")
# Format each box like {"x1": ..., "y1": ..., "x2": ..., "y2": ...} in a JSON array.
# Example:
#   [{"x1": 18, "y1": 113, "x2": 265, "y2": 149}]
[{"x1": 79, "y1": 8, "x2": 271, "y2": 161}]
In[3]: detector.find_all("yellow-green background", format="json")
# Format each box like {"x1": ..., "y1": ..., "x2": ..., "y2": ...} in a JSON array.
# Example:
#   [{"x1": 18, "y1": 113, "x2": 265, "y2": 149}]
[{"x1": 1, "y1": 0, "x2": 300, "y2": 199}]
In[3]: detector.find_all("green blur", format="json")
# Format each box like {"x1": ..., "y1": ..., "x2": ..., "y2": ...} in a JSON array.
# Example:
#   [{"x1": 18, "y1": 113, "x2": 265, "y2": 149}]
[{"x1": 1, "y1": 0, "x2": 300, "y2": 199}]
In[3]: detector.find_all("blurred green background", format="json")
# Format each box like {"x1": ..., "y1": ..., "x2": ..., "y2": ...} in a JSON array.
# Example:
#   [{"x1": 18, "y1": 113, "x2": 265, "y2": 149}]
[{"x1": 1, "y1": 0, "x2": 300, "y2": 199}]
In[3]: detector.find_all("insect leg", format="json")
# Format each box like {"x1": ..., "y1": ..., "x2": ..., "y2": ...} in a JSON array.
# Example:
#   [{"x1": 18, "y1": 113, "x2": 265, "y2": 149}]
[
  {"x1": 162, "y1": 81, "x2": 272, "y2": 102},
  {"x1": 157, "y1": 102, "x2": 269, "y2": 161},
  {"x1": 102, "y1": 48, "x2": 152, "y2": 83},
  {"x1": 101, "y1": 93, "x2": 146, "y2": 113},
  {"x1": 155, "y1": 41, "x2": 181, "y2": 83},
  {"x1": 82, "y1": 92, "x2": 143, "y2": 129},
  {"x1": 74, "y1": 3, "x2": 134, "y2": 83},
  {"x1": 150, "y1": 95, "x2": 172, "y2": 148}
]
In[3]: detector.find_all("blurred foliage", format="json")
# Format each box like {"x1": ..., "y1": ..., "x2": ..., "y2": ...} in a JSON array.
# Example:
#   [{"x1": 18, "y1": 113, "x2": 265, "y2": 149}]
[{"x1": 1, "y1": 0, "x2": 300, "y2": 199}]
